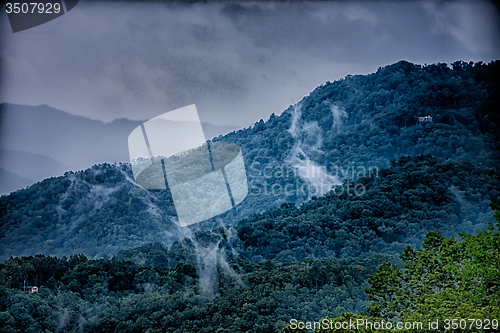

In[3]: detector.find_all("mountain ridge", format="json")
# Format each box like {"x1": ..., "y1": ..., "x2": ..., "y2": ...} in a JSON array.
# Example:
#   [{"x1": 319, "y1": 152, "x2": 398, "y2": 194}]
[
  {"x1": 0, "y1": 149, "x2": 70, "y2": 195},
  {"x1": 0, "y1": 103, "x2": 240, "y2": 193},
  {"x1": 1, "y1": 59, "x2": 499, "y2": 261}
]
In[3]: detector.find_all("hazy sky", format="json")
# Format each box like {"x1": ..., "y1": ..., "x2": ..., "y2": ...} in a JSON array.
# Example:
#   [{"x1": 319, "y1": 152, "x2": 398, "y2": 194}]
[{"x1": 1, "y1": 0, "x2": 499, "y2": 127}]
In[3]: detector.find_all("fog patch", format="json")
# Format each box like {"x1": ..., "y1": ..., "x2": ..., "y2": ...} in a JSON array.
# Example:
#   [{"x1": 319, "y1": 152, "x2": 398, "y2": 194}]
[{"x1": 286, "y1": 103, "x2": 342, "y2": 200}]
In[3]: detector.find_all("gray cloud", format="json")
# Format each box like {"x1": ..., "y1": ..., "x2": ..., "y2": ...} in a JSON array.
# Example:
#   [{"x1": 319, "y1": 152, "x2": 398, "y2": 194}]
[{"x1": 1, "y1": 0, "x2": 499, "y2": 127}]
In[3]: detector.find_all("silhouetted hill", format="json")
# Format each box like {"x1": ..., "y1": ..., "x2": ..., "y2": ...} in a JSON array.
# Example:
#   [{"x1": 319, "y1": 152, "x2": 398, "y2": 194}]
[
  {"x1": 0, "y1": 168, "x2": 34, "y2": 195},
  {"x1": 0, "y1": 149, "x2": 70, "y2": 195},
  {"x1": 0, "y1": 104, "x2": 239, "y2": 193}
]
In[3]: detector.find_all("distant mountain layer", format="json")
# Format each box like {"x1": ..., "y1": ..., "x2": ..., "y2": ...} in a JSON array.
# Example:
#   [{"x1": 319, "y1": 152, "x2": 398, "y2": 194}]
[
  {"x1": 0, "y1": 149, "x2": 70, "y2": 195},
  {"x1": 0, "y1": 168, "x2": 34, "y2": 195},
  {"x1": 0, "y1": 104, "x2": 239, "y2": 193},
  {"x1": 0, "y1": 60, "x2": 499, "y2": 261}
]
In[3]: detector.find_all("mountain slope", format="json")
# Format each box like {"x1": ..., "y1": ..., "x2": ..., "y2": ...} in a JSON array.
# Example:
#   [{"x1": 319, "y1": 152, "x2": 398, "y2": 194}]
[
  {"x1": 0, "y1": 164, "x2": 178, "y2": 261},
  {"x1": 236, "y1": 155, "x2": 499, "y2": 261},
  {"x1": 0, "y1": 60, "x2": 499, "y2": 261}
]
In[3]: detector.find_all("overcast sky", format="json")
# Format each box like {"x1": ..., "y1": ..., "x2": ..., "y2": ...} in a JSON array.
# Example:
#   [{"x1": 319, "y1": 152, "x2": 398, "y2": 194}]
[{"x1": 1, "y1": 0, "x2": 499, "y2": 127}]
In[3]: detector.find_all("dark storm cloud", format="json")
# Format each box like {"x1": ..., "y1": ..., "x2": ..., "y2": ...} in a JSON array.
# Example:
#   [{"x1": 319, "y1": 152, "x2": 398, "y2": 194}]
[
  {"x1": 0, "y1": 2, "x2": 256, "y2": 123},
  {"x1": 1, "y1": 1, "x2": 499, "y2": 126},
  {"x1": 220, "y1": 1, "x2": 499, "y2": 64}
]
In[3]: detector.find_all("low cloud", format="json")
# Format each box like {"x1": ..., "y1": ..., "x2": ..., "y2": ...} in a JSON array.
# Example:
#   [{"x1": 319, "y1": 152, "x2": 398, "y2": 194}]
[{"x1": 1, "y1": 1, "x2": 498, "y2": 127}]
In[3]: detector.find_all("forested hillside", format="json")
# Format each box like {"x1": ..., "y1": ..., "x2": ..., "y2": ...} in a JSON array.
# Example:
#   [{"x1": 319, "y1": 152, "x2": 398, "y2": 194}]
[
  {"x1": 0, "y1": 250, "x2": 392, "y2": 332},
  {"x1": 1, "y1": 60, "x2": 499, "y2": 261},
  {"x1": 0, "y1": 202, "x2": 498, "y2": 332},
  {"x1": 0, "y1": 60, "x2": 499, "y2": 333},
  {"x1": 237, "y1": 155, "x2": 498, "y2": 261},
  {"x1": 308, "y1": 202, "x2": 500, "y2": 333}
]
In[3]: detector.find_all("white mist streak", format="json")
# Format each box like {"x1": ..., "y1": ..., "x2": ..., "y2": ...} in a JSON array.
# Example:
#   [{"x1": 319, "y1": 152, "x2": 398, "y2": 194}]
[
  {"x1": 121, "y1": 165, "x2": 242, "y2": 298},
  {"x1": 286, "y1": 103, "x2": 344, "y2": 199},
  {"x1": 329, "y1": 103, "x2": 348, "y2": 135}
]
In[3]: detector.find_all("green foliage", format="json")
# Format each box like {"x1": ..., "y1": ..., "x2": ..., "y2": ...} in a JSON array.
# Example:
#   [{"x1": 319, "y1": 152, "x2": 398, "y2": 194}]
[
  {"x1": 356, "y1": 203, "x2": 499, "y2": 332},
  {"x1": 314, "y1": 203, "x2": 500, "y2": 333},
  {"x1": 364, "y1": 262, "x2": 403, "y2": 320}
]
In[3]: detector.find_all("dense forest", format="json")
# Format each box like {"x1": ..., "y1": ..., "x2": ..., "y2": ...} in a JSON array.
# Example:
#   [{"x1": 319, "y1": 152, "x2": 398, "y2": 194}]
[
  {"x1": 237, "y1": 155, "x2": 498, "y2": 261},
  {"x1": 0, "y1": 251, "x2": 391, "y2": 332},
  {"x1": 0, "y1": 203, "x2": 498, "y2": 332},
  {"x1": 0, "y1": 60, "x2": 499, "y2": 332},
  {"x1": 295, "y1": 202, "x2": 500, "y2": 333}
]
